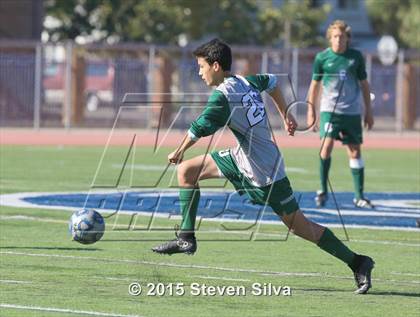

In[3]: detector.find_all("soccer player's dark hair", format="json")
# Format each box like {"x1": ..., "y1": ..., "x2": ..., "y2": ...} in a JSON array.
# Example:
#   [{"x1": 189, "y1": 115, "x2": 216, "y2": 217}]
[{"x1": 193, "y1": 38, "x2": 232, "y2": 71}]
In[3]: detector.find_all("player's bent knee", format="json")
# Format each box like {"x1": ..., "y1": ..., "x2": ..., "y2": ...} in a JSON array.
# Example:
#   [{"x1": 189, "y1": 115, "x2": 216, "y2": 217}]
[
  {"x1": 177, "y1": 161, "x2": 199, "y2": 186},
  {"x1": 177, "y1": 161, "x2": 188, "y2": 178}
]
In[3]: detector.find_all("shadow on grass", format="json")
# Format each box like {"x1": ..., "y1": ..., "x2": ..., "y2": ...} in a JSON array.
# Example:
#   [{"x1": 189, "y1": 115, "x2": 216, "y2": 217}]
[
  {"x1": 0, "y1": 246, "x2": 102, "y2": 251},
  {"x1": 368, "y1": 291, "x2": 420, "y2": 298},
  {"x1": 297, "y1": 288, "x2": 420, "y2": 297}
]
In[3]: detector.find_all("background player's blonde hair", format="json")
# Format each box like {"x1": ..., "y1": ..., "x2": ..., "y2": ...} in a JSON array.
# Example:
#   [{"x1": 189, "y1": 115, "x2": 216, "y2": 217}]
[{"x1": 326, "y1": 20, "x2": 352, "y2": 44}]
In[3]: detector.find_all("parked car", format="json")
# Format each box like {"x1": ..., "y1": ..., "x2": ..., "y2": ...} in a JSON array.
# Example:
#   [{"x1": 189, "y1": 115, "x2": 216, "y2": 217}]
[{"x1": 43, "y1": 60, "x2": 114, "y2": 111}]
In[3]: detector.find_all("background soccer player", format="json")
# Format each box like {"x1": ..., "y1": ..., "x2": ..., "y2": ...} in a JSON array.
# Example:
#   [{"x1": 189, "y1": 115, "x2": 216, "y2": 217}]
[
  {"x1": 307, "y1": 20, "x2": 374, "y2": 208},
  {"x1": 152, "y1": 38, "x2": 374, "y2": 294}
]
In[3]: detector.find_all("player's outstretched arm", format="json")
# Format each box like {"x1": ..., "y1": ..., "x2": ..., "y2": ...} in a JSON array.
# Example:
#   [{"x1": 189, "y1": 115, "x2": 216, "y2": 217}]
[
  {"x1": 360, "y1": 79, "x2": 374, "y2": 130},
  {"x1": 307, "y1": 80, "x2": 321, "y2": 131},
  {"x1": 168, "y1": 134, "x2": 197, "y2": 164},
  {"x1": 268, "y1": 87, "x2": 297, "y2": 136},
  {"x1": 168, "y1": 91, "x2": 228, "y2": 164}
]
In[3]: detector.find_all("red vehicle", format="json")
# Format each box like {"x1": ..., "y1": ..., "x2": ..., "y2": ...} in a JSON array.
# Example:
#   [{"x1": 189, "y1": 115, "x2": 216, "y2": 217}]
[{"x1": 43, "y1": 60, "x2": 114, "y2": 111}]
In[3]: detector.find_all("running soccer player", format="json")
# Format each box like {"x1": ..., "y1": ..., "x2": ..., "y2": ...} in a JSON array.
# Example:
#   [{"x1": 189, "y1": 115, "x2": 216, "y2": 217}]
[
  {"x1": 152, "y1": 38, "x2": 374, "y2": 294},
  {"x1": 306, "y1": 20, "x2": 374, "y2": 208}
]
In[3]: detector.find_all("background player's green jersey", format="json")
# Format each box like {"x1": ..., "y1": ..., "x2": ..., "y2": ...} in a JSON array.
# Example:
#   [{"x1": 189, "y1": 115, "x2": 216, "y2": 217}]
[
  {"x1": 188, "y1": 74, "x2": 285, "y2": 187},
  {"x1": 312, "y1": 47, "x2": 367, "y2": 115}
]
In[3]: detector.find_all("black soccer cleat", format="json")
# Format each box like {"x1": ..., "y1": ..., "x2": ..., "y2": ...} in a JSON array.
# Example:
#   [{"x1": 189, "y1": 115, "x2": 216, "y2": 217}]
[
  {"x1": 353, "y1": 197, "x2": 375, "y2": 209},
  {"x1": 353, "y1": 255, "x2": 375, "y2": 294},
  {"x1": 315, "y1": 191, "x2": 328, "y2": 207},
  {"x1": 152, "y1": 232, "x2": 197, "y2": 255}
]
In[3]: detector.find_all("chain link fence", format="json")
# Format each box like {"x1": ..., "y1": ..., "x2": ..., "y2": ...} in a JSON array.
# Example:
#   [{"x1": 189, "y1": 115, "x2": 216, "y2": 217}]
[
  {"x1": 0, "y1": 50, "x2": 35, "y2": 126},
  {"x1": 0, "y1": 40, "x2": 419, "y2": 131}
]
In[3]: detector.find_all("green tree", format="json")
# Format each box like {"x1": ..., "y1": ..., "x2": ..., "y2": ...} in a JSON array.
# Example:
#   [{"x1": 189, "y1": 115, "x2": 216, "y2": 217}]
[
  {"x1": 118, "y1": 0, "x2": 186, "y2": 44},
  {"x1": 397, "y1": 0, "x2": 420, "y2": 48},
  {"x1": 366, "y1": 0, "x2": 420, "y2": 49},
  {"x1": 44, "y1": 0, "x2": 103, "y2": 41},
  {"x1": 44, "y1": 0, "x2": 330, "y2": 47},
  {"x1": 182, "y1": 0, "x2": 260, "y2": 45},
  {"x1": 256, "y1": 4, "x2": 283, "y2": 46},
  {"x1": 258, "y1": 0, "x2": 330, "y2": 47},
  {"x1": 45, "y1": 0, "x2": 187, "y2": 44}
]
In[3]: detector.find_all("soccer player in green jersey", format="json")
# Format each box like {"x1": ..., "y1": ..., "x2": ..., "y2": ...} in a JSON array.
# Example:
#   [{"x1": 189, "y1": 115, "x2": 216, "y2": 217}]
[
  {"x1": 152, "y1": 38, "x2": 374, "y2": 294},
  {"x1": 307, "y1": 20, "x2": 374, "y2": 209}
]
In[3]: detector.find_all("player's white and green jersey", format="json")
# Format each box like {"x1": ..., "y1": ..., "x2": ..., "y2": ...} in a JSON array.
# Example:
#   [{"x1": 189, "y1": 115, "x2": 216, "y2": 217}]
[
  {"x1": 312, "y1": 48, "x2": 367, "y2": 115},
  {"x1": 188, "y1": 74, "x2": 285, "y2": 187}
]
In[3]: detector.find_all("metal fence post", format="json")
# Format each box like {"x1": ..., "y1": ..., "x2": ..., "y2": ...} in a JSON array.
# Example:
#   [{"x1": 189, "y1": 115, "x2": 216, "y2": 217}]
[
  {"x1": 366, "y1": 53, "x2": 372, "y2": 83},
  {"x1": 395, "y1": 51, "x2": 404, "y2": 133},
  {"x1": 292, "y1": 47, "x2": 299, "y2": 94},
  {"x1": 64, "y1": 41, "x2": 73, "y2": 129},
  {"x1": 261, "y1": 51, "x2": 268, "y2": 73},
  {"x1": 146, "y1": 45, "x2": 155, "y2": 129},
  {"x1": 33, "y1": 42, "x2": 42, "y2": 130},
  {"x1": 261, "y1": 51, "x2": 268, "y2": 105},
  {"x1": 291, "y1": 48, "x2": 299, "y2": 116}
]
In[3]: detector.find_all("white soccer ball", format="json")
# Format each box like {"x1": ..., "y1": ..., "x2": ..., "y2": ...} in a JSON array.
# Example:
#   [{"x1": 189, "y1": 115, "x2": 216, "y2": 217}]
[{"x1": 69, "y1": 209, "x2": 105, "y2": 244}]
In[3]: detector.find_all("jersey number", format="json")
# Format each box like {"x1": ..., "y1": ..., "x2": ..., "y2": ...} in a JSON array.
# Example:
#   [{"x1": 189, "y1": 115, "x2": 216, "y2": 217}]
[{"x1": 241, "y1": 91, "x2": 265, "y2": 127}]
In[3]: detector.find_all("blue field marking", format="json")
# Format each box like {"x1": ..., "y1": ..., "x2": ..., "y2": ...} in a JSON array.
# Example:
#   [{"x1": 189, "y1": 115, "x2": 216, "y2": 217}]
[{"x1": 16, "y1": 191, "x2": 420, "y2": 229}]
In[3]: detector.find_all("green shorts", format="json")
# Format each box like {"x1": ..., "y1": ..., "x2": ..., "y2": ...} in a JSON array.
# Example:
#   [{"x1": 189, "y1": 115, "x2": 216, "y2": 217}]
[
  {"x1": 320, "y1": 112, "x2": 363, "y2": 145},
  {"x1": 210, "y1": 149, "x2": 299, "y2": 216}
]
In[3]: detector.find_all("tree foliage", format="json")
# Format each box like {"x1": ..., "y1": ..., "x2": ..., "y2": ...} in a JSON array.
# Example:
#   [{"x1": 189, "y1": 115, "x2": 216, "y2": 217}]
[
  {"x1": 257, "y1": 0, "x2": 331, "y2": 47},
  {"x1": 366, "y1": 0, "x2": 420, "y2": 49},
  {"x1": 44, "y1": 0, "x2": 102, "y2": 41},
  {"x1": 183, "y1": 0, "x2": 260, "y2": 45},
  {"x1": 44, "y1": 0, "x2": 329, "y2": 47}
]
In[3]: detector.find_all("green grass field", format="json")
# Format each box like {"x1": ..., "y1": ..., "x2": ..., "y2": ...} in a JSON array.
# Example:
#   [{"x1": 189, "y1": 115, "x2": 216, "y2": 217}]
[{"x1": 1, "y1": 145, "x2": 419, "y2": 317}]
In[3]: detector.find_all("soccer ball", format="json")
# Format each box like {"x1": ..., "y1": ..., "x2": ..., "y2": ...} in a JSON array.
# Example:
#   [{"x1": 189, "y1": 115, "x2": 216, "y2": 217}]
[{"x1": 69, "y1": 209, "x2": 105, "y2": 244}]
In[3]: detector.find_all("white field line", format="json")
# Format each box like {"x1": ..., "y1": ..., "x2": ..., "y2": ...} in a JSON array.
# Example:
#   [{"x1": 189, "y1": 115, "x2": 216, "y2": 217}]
[
  {"x1": 375, "y1": 278, "x2": 420, "y2": 285},
  {"x1": 259, "y1": 273, "x2": 420, "y2": 286},
  {"x1": 2, "y1": 214, "x2": 420, "y2": 247},
  {"x1": 391, "y1": 272, "x2": 420, "y2": 277},
  {"x1": 206, "y1": 231, "x2": 420, "y2": 247},
  {"x1": 1, "y1": 199, "x2": 420, "y2": 232},
  {"x1": 0, "y1": 215, "x2": 67, "y2": 224},
  {"x1": 191, "y1": 275, "x2": 251, "y2": 282},
  {"x1": 0, "y1": 304, "x2": 143, "y2": 317},
  {"x1": 111, "y1": 164, "x2": 175, "y2": 171},
  {"x1": 111, "y1": 164, "x2": 308, "y2": 174},
  {"x1": 305, "y1": 208, "x2": 420, "y2": 218},
  {"x1": 103, "y1": 276, "x2": 246, "y2": 283},
  {"x1": 2, "y1": 250, "x2": 420, "y2": 286},
  {"x1": 321, "y1": 224, "x2": 419, "y2": 232},
  {"x1": 0, "y1": 279, "x2": 32, "y2": 284},
  {"x1": 210, "y1": 231, "x2": 420, "y2": 247},
  {"x1": 103, "y1": 277, "x2": 133, "y2": 282},
  {"x1": 0, "y1": 213, "x2": 400, "y2": 234},
  {"x1": 0, "y1": 250, "x2": 322, "y2": 278},
  {"x1": 2, "y1": 191, "x2": 420, "y2": 219},
  {"x1": 350, "y1": 239, "x2": 420, "y2": 247},
  {"x1": 373, "y1": 199, "x2": 420, "y2": 209},
  {"x1": 315, "y1": 208, "x2": 420, "y2": 217}
]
